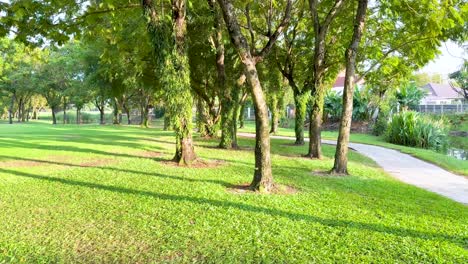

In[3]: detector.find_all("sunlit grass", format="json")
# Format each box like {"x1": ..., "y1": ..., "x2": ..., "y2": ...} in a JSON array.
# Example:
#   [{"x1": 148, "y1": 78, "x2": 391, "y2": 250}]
[{"x1": 0, "y1": 122, "x2": 466, "y2": 262}]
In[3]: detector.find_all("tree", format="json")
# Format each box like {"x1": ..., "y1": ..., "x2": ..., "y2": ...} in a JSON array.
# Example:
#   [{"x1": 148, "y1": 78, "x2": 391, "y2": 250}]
[
  {"x1": 216, "y1": 0, "x2": 292, "y2": 191},
  {"x1": 332, "y1": 0, "x2": 369, "y2": 174},
  {"x1": 307, "y1": 0, "x2": 351, "y2": 159},
  {"x1": 332, "y1": 0, "x2": 466, "y2": 174},
  {"x1": 143, "y1": 0, "x2": 197, "y2": 165},
  {"x1": 449, "y1": 60, "x2": 468, "y2": 100},
  {"x1": 0, "y1": 38, "x2": 41, "y2": 124}
]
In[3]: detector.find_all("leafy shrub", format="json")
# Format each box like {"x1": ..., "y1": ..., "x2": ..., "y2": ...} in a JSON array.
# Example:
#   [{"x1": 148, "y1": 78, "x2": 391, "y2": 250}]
[
  {"x1": 279, "y1": 116, "x2": 293, "y2": 129},
  {"x1": 324, "y1": 90, "x2": 342, "y2": 121},
  {"x1": 372, "y1": 112, "x2": 388, "y2": 136},
  {"x1": 352, "y1": 88, "x2": 370, "y2": 121},
  {"x1": 395, "y1": 83, "x2": 426, "y2": 111},
  {"x1": 324, "y1": 87, "x2": 371, "y2": 122},
  {"x1": 372, "y1": 101, "x2": 392, "y2": 136},
  {"x1": 385, "y1": 111, "x2": 448, "y2": 151}
]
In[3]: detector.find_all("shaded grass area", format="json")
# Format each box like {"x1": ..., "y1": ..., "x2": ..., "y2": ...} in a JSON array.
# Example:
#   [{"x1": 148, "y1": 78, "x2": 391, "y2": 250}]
[
  {"x1": 239, "y1": 120, "x2": 468, "y2": 176},
  {"x1": 0, "y1": 122, "x2": 467, "y2": 263}
]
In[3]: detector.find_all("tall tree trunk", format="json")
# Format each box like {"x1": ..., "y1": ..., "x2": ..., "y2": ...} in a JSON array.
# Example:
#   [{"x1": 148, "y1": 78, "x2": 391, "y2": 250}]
[
  {"x1": 99, "y1": 105, "x2": 105, "y2": 125},
  {"x1": 17, "y1": 98, "x2": 23, "y2": 122},
  {"x1": 239, "y1": 100, "x2": 246, "y2": 128},
  {"x1": 307, "y1": 0, "x2": 345, "y2": 159},
  {"x1": 172, "y1": 0, "x2": 196, "y2": 164},
  {"x1": 219, "y1": 104, "x2": 234, "y2": 148},
  {"x1": 231, "y1": 87, "x2": 244, "y2": 148},
  {"x1": 21, "y1": 99, "x2": 26, "y2": 122},
  {"x1": 51, "y1": 107, "x2": 57, "y2": 125},
  {"x1": 76, "y1": 108, "x2": 81, "y2": 124},
  {"x1": 270, "y1": 96, "x2": 279, "y2": 134},
  {"x1": 63, "y1": 100, "x2": 67, "y2": 124},
  {"x1": 196, "y1": 98, "x2": 206, "y2": 136},
  {"x1": 208, "y1": 0, "x2": 232, "y2": 148},
  {"x1": 232, "y1": 102, "x2": 239, "y2": 148},
  {"x1": 332, "y1": 0, "x2": 368, "y2": 174},
  {"x1": 307, "y1": 83, "x2": 325, "y2": 158},
  {"x1": 26, "y1": 107, "x2": 31, "y2": 122},
  {"x1": 32, "y1": 108, "x2": 37, "y2": 120},
  {"x1": 217, "y1": 0, "x2": 274, "y2": 191},
  {"x1": 217, "y1": 0, "x2": 291, "y2": 191},
  {"x1": 113, "y1": 98, "x2": 120, "y2": 125},
  {"x1": 140, "y1": 96, "x2": 150, "y2": 128},
  {"x1": 293, "y1": 91, "x2": 307, "y2": 145},
  {"x1": 143, "y1": 0, "x2": 196, "y2": 164},
  {"x1": 123, "y1": 104, "x2": 131, "y2": 125},
  {"x1": 8, "y1": 93, "x2": 15, "y2": 124}
]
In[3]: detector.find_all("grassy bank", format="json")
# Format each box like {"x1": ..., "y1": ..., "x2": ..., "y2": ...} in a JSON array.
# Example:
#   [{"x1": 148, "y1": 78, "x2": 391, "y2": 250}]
[{"x1": 0, "y1": 122, "x2": 466, "y2": 262}]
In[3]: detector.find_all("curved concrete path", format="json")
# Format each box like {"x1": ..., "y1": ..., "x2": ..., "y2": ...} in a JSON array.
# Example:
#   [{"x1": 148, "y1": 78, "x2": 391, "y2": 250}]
[{"x1": 238, "y1": 133, "x2": 468, "y2": 204}]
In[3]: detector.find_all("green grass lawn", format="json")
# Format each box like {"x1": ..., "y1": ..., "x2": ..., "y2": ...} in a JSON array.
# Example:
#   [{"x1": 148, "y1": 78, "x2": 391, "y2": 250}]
[
  {"x1": 0, "y1": 122, "x2": 467, "y2": 262},
  {"x1": 239, "y1": 121, "x2": 468, "y2": 176}
]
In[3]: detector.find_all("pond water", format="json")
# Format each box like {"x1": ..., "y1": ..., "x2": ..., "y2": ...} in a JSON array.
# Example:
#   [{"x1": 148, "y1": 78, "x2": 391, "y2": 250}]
[{"x1": 447, "y1": 148, "x2": 468, "y2": 160}]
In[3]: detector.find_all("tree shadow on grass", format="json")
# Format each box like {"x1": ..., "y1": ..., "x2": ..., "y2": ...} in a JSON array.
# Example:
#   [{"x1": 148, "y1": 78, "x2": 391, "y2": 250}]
[
  {"x1": 0, "y1": 140, "x2": 165, "y2": 159},
  {"x1": 0, "y1": 134, "x2": 168, "y2": 152},
  {"x1": 0, "y1": 167, "x2": 465, "y2": 247},
  {"x1": 0, "y1": 156, "x2": 232, "y2": 187}
]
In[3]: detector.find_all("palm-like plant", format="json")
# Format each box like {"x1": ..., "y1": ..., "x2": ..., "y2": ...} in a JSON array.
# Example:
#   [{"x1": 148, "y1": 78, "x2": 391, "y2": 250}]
[{"x1": 395, "y1": 83, "x2": 426, "y2": 111}]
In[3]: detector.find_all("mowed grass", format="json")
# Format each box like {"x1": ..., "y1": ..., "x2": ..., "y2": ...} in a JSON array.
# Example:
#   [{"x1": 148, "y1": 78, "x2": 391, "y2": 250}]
[
  {"x1": 239, "y1": 121, "x2": 468, "y2": 176},
  {"x1": 0, "y1": 122, "x2": 467, "y2": 263}
]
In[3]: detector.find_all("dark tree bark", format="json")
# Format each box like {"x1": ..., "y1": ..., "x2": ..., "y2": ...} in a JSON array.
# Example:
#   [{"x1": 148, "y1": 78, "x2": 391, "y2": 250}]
[
  {"x1": 95, "y1": 98, "x2": 105, "y2": 125},
  {"x1": 8, "y1": 93, "x2": 15, "y2": 124},
  {"x1": 217, "y1": 0, "x2": 292, "y2": 191},
  {"x1": 307, "y1": 0, "x2": 345, "y2": 159},
  {"x1": 174, "y1": 0, "x2": 196, "y2": 164},
  {"x1": 76, "y1": 108, "x2": 81, "y2": 124},
  {"x1": 332, "y1": 0, "x2": 368, "y2": 174},
  {"x1": 239, "y1": 100, "x2": 246, "y2": 128},
  {"x1": 207, "y1": 0, "x2": 233, "y2": 148},
  {"x1": 269, "y1": 96, "x2": 279, "y2": 134},
  {"x1": 123, "y1": 103, "x2": 131, "y2": 125},
  {"x1": 51, "y1": 107, "x2": 57, "y2": 125},
  {"x1": 17, "y1": 97, "x2": 23, "y2": 122},
  {"x1": 63, "y1": 99, "x2": 67, "y2": 124},
  {"x1": 26, "y1": 106, "x2": 31, "y2": 122},
  {"x1": 113, "y1": 98, "x2": 121, "y2": 125},
  {"x1": 293, "y1": 91, "x2": 307, "y2": 145},
  {"x1": 232, "y1": 88, "x2": 247, "y2": 148}
]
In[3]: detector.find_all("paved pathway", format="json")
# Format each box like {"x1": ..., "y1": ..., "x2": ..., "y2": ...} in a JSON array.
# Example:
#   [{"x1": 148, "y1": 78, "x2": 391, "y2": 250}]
[{"x1": 238, "y1": 133, "x2": 468, "y2": 204}]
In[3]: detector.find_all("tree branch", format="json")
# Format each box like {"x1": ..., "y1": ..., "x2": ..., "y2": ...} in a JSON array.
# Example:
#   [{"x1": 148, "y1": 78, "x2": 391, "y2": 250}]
[{"x1": 254, "y1": 0, "x2": 293, "y2": 62}]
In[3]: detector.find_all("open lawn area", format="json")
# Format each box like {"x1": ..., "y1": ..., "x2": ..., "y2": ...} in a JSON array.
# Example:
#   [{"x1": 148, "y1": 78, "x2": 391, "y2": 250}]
[
  {"x1": 0, "y1": 122, "x2": 467, "y2": 262},
  {"x1": 239, "y1": 121, "x2": 468, "y2": 176}
]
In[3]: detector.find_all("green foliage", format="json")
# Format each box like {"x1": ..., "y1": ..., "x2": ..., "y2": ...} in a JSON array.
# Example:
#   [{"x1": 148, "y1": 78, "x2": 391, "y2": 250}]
[
  {"x1": 395, "y1": 83, "x2": 426, "y2": 111},
  {"x1": 324, "y1": 88, "x2": 371, "y2": 122},
  {"x1": 372, "y1": 101, "x2": 392, "y2": 136},
  {"x1": 360, "y1": 0, "x2": 466, "y2": 93},
  {"x1": 0, "y1": 123, "x2": 466, "y2": 262},
  {"x1": 386, "y1": 111, "x2": 449, "y2": 151},
  {"x1": 324, "y1": 90, "x2": 342, "y2": 121},
  {"x1": 449, "y1": 59, "x2": 468, "y2": 99}
]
